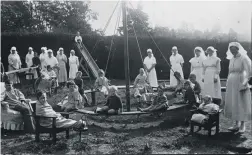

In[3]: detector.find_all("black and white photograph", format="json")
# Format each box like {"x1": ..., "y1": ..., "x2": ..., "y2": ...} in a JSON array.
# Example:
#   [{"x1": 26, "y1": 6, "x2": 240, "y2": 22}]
[{"x1": 0, "y1": 0, "x2": 252, "y2": 154}]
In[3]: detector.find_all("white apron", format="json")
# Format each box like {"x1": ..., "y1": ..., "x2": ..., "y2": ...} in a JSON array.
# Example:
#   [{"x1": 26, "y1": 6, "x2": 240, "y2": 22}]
[
  {"x1": 143, "y1": 56, "x2": 158, "y2": 87},
  {"x1": 170, "y1": 54, "x2": 184, "y2": 87}
]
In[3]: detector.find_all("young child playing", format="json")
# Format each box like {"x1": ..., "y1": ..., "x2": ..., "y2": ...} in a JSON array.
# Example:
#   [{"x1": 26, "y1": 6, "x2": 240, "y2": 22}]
[
  {"x1": 94, "y1": 85, "x2": 123, "y2": 115},
  {"x1": 133, "y1": 68, "x2": 150, "y2": 103},
  {"x1": 74, "y1": 71, "x2": 89, "y2": 106},
  {"x1": 138, "y1": 86, "x2": 169, "y2": 115},
  {"x1": 162, "y1": 71, "x2": 185, "y2": 95},
  {"x1": 188, "y1": 74, "x2": 201, "y2": 96},
  {"x1": 61, "y1": 81, "x2": 83, "y2": 112},
  {"x1": 182, "y1": 80, "x2": 198, "y2": 107},
  {"x1": 94, "y1": 69, "x2": 109, "y2": 97},
  {"x1": 191, "y1": 95, "x2": 220, "y2": 125},
  {"x1": 39, "y1": 65, "x2": 58, "y2": 92}
]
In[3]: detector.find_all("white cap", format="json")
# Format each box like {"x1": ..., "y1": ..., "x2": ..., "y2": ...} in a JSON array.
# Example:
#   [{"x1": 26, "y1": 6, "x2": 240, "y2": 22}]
[
  {"x1": 147, "y1": 49, "x2": 152, "y2": 53},
  {"x1": 47, "y1": 49, "x2": 53, "y2": 53},
  {"x1": 206, "y1": 46, "x2": 217, "y2": 52},
  {"x1": 172, "y1": 46, "x2": 178, "y2": 50},
  {"x1": 11, "y1": 47, "x2": 16, "y2": 51},
  {"x1": 59, "y1": 47, "x2": 63, "y2": 51},
  {"x1": 29, "y1": 47, "x2": 33, "y2": 50}
]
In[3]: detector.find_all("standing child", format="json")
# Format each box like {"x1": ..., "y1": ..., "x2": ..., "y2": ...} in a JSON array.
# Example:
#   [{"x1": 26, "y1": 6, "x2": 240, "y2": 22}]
[
  {"x1": 95, "y1": 86, "x2": 123, "y2": 115},
  {"x1": 94, "y1": 69, "x2": 109, "y2": 97},
  {"x1": 188, "y1": 74, "x2": 201, "y2": 96},
  {"x1": 138, "y1": 86, "x2": 169, "y2": 115},
  {"x1": 74, "y1": 71, "x2": 89, "y2": 106},
  {"x1": 183, "y1": 80, "x2": 198, "y2": 108},
  {"x1": 61, "y1": 81, "x2": 83, "y2": 112}
]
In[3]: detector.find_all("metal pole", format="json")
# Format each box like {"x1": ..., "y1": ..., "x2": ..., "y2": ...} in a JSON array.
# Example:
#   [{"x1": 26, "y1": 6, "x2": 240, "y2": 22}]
[{"x1": 122, "y1": 0, "x2": 131, "y2": 111}]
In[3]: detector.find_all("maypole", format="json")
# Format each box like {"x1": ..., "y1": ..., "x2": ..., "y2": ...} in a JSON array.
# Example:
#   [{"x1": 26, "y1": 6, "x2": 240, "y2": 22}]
[{"x1": 122, "y1": 0, "x2": 131, "y2": 111}]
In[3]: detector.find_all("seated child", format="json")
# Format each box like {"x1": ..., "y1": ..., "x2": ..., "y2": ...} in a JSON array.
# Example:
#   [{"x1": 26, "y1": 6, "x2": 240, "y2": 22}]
[
  {"x1": 94, "y1": 69, "x2": 109, "y2": 97},
  {"x1": 188, "y1": 74, "x2": 201, "y2": 96},
  {"x1": 182, "y1": 80, "x2": 198, "y2": 107},
  {"x1": 191, "y1": 95, "x2": 220, "y2": 125},
  {"x1": 61, "y1": 81, "x2": 83, "y2": 112},
  {"x1": 38, "y1": 65, "x2": 58, "y2": 91},
  {"x1": 74, "y1": 71, "x2": 89, "y2": 105},
  {"x1": 36, "y1": 91, "x2": 88, "y2": 131},
  {"x1": 95, "y1": 86, "x2": 123, "y2": 115},
  {"x1": 138, "y1": 86, "x2": 169, "y2": 114},
  {"x1": 75, "y1": 31, "x2": 83, "y2": 49},
  {"x1": 133, "y1": 68, "x2": 151, "y2": 103},
  {"x1": 162, "y1": 71, "x2": 185, "y2": 95}
]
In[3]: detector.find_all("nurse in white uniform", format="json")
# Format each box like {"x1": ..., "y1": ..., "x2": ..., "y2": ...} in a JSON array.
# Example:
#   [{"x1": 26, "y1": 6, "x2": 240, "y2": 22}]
[
  {"x1": 169, "y1": 46, "x2": 184, "y2": 87},
  {"x1": 143, "y1": 49, "x2": 158, "y2": 87}
]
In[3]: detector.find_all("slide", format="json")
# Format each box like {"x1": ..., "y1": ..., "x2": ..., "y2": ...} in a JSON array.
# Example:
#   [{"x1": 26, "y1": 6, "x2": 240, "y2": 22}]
[{"x1": 76, "y1": 42, "x2": 100, "y2": 78}]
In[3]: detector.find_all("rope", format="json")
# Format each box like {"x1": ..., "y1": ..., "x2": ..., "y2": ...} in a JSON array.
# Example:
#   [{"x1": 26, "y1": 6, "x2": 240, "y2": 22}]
[
  {"x1": 90, "y1": 0, "x2": 121, "y2": 55},
  {"x1": 128, "y1": 2, "x2": 175, "y2": 74},
  {"x1": 105, "y1": 4, "x2": 122, "y2": 75},
  {"x1": 128, "y1": 10, "x2": 144, "y2": 64}
]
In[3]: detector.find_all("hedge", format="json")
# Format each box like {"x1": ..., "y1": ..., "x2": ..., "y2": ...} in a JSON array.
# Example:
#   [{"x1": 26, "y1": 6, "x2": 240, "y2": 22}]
[{"x1": 1, "y1": 33, "x2": 251, "y2": 80}]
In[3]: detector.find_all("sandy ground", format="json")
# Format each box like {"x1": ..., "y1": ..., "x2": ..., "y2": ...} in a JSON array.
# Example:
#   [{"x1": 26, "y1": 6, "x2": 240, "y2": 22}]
[{"x1": 1, "y1": 79, "x2": 252, "y2": 154}]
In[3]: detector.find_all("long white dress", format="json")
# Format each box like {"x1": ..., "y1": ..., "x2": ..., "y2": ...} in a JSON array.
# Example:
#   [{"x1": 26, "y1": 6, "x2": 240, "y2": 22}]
[
  {"x1": 40, "y1": 52, "x2": 48, "y2": 71},
  {"x1": 189, "y1": 56, "x2": 206, "y2": 90},
  {"x1": 69, "y1": 55, "x2": 79, "y2": 79},
  {"x1": 202, "y1": 56, "x2": 222, "y2": 99},
  {"x1": 26, "y1": 52, "x2": 38, "y2": 79},
  {"x1": 143, "y1": 56, "x2": 158, "y2": 87},
  {"x1": 224, "y1": 54, "x2": 251, "y2": 121},
  {"x1": 8, "y1": 53, "x2": 21, "y2": 84},
  {"x1": 170, "y1": 54, "x2": 184, "y2": 87},
  {"x1": 56, "y1": 54, "x2": 68, "y2": 83}
]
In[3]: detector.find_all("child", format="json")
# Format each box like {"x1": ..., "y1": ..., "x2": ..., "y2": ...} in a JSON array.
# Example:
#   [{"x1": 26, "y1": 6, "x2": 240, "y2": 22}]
[
  {"x1": 183, "y1": 80, "x2": 198, "y2": 108},
  {"x1": 138, "y1": 86, "x2": 169, "y2": 115},
  {"x1": 191, "y1": 95, "x2": 220, "y2": 125},
  {"x1": 188, "y1": 74, "x2": 201, "y2": 96},
  {"x1": 75, "y1": 31, "x2": 83, "y2": 49},
  {"x1": 40, "y1": 65, "x2": 58, "y2": 91},
  {"x1": 94, "y1": 69, "x2": 109, "y2": 97},
  {"x1": 162, "y1": 71, "x2": 185, "y2": 94},
  {"x1": 94, "y1": 85, "x2": 123, "y2": 115},
  {"x1": 74, "y1": 71, "x2": 89, "y2": 106},
  {"x1": 61, "y1": 81, "x2": 83, "y2": 112},
  {"x1": 36, "y1": 91, "x2": 88, "y2": 131},
  {"x1": 133, "y1": 68, "x2": 150, "y2": 103}
]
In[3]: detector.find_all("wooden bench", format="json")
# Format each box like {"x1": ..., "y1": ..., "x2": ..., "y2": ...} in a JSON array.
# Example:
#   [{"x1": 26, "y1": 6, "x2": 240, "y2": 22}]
[{"x1": 76, "y1": 104, "x2": 189, "y2": 118}]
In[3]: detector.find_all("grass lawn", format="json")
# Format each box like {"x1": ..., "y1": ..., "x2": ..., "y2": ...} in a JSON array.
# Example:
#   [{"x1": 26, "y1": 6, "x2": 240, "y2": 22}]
[{"x1": 1, "y1": 79, "x2": 252, "y2": 154}]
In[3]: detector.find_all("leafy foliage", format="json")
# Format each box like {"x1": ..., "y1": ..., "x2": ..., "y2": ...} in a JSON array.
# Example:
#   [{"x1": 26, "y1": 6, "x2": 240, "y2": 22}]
[{"x1": 1, "y1": 1, "x2": 97, "y2": 34}]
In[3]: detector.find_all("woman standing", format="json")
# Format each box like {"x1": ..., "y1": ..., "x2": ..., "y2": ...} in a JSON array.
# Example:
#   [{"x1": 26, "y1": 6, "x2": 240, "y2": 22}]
[
  {"x1": 39, "y1": 47, "x2": 48, "y2": 71},
  {"x1": 189, "y1": 47, "x2": 206, "y2": 90},
  {"x1": 169, "y1": 46, "x2": 184, "y2": 87},
  {"x1": 69, "y1": 50, "x2": 79, "y2": 79},
  {"x1": 8, "y1": 47, "x2": 22, "y2": 84},
  {"x1": 143, "y1": 49, "x2": 158, "y2": 88},
  {"x1": 224, "y1": 42, "x2": 251, "y2": 133},
  {"x1": 25, "y1": 47, "x2": 38, "y2": 79},
  {"x1": 56, "y1": 47, "x2": 68, "y2": 87},
  {"x1": 202, "y1": 46, "x2": 222, "y2": 105}
]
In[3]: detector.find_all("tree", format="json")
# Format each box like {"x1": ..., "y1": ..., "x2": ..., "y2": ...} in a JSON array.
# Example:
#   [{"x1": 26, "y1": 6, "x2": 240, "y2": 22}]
[
  {"x1": 118, "y1": 3, "x2": 151, "y2": 36},
  {"x1": 1, "y1": 1, "x2": 98, "y2": 34}
]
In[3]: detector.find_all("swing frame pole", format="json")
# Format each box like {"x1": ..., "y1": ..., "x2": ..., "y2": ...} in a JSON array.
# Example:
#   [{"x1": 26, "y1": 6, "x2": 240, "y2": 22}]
[{"x1": 122, "y1": 0, "x2": 131, "y2": 111}]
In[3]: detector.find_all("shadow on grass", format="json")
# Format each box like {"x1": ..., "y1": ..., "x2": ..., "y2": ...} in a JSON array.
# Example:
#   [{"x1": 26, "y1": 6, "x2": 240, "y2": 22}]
[{"x1": 161, "y1": 130, "x2": 251, "y2": 154}]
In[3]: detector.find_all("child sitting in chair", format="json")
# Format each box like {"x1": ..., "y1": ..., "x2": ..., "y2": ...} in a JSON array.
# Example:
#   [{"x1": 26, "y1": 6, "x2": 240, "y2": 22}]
[
  {"x1": 191, "y1": 95, "x2": 220, "y2": 125},
  {"x1": 94, "y1": 69, "x2": 109, "y2": 98},
  {"x1": 39, "y1": 65, "x2": 58, "y2": 92},
  {"x1": 133, "y1": 68, "x2": 151, "y2": 103},
  {"x1": 61, "y1": 81, "x2": 83, "y2": 112},
  {"x1": 94, "y1": 85, "x2": 123, "y2": 115},
  {"x1": 138, "y1": 86, "x2": 169, "y2": 115}
]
